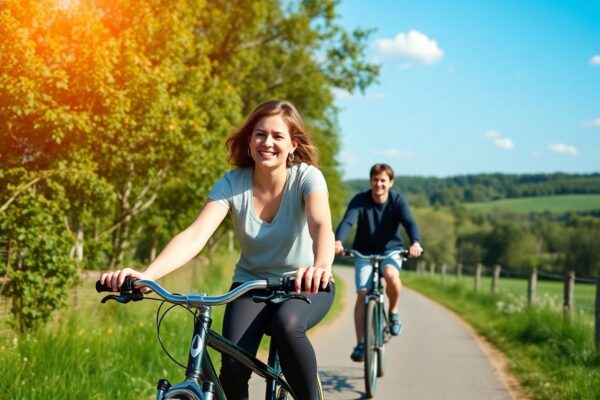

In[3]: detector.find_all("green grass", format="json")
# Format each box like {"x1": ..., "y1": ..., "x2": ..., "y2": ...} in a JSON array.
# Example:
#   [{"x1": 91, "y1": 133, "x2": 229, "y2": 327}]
[
  {"x1": 464, "y1": 194, "x2": 600, "y2": 214},
  {"x1": 0, "y1": 253, "x2": 344, "y2": 399},
  {"x1": 404, "y1": 271, "x2": 600, "y2": 400}
]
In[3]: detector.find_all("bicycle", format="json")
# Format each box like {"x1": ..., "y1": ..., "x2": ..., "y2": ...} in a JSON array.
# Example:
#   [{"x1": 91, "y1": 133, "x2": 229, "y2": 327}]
[
  {"x1": 343, "y1": 248, "x2": 410, "y2": 399},
  {"x1": 96, "y1": 276, "x2": 329, "y2": 400}
]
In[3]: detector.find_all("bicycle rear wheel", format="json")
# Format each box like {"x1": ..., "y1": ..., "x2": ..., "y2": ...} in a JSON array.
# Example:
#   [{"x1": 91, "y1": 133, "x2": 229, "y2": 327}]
[{"x1": 364, "y1": 299, "x2": 378, "y2": 398}]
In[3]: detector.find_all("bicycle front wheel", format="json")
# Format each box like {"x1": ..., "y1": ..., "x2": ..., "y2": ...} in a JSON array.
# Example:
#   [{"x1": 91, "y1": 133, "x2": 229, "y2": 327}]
[
  {"x1": 377, "y1": 307, "x2": 387, "y2": 378},
  {"x1": 364, "y1": 299, "x2": 378, "y2": 398}
]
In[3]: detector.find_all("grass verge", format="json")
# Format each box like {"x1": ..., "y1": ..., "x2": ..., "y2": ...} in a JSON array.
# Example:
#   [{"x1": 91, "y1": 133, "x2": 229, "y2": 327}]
[{"x1": 0, "y1": 253, "x2": 344, "y2": 399}]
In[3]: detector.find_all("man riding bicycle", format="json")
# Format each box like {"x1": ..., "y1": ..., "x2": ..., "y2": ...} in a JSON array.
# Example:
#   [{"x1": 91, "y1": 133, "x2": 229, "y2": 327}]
[{"x1": 334, "y1": 163, "x2": 423, "y2": 362}]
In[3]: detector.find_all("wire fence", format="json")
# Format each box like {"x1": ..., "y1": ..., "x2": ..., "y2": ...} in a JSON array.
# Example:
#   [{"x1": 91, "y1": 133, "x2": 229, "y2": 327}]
[{"x1": 409, "y1": 259, "x2": 600, "y2": 348}]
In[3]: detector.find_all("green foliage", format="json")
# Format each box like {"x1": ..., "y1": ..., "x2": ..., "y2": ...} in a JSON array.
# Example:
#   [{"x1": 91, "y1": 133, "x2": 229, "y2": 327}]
[
  {"x1": 0, "y1": 0, "x2": 378, "y2": 331},
  {"x1": 0, "y1": 170, "x2": 79, "y2": 331},
  {"x1": 483, "y1": 221, "x2": 538, "y2": 271},
  {"x1": 412, "y1": 207, "x2": 456, "y2": 265}
]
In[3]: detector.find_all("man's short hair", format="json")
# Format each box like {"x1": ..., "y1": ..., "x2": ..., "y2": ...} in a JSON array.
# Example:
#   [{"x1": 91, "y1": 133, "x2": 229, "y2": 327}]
[{"x1": 370, "y1": 163, "x2": 394, "y2": 180}]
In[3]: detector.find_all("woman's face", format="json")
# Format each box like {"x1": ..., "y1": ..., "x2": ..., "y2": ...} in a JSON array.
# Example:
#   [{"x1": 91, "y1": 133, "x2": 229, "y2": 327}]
[{"x1": 249, "y1": 114, "x2": 297, "y2": 170}]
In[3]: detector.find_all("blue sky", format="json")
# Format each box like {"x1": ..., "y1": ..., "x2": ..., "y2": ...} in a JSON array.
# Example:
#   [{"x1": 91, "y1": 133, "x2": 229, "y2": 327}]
[{"x1": 333, "y1": 0, "x2": 600, "y2": 179}]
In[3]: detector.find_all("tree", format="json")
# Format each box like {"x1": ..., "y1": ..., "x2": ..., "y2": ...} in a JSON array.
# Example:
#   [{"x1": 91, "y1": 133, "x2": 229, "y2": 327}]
[
  {"x1": 412, "y1": 208, "x2": 456, "y2": 266},
  {"x1": 1, "y1": 0, "x2": 379, "y2": 329},
  {"x1": 483, "y1": 221, "x2": 538, "y2": 271}
]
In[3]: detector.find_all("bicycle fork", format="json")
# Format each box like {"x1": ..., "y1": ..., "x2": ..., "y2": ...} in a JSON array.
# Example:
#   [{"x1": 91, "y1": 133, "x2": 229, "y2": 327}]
[{"x1": 156, "y1": 305, "x2": 219, "y2": 400}]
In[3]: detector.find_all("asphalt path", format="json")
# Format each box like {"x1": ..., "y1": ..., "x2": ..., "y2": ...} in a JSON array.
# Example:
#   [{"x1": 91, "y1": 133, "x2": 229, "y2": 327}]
[{"x1": 249, "y1": 265, "x2": 513, "y2": 399}]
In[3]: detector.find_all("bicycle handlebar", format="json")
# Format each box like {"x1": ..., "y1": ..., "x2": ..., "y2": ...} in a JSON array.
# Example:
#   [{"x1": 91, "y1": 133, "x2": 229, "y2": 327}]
[
  {"x1": 343, "y1": 249, "x2": 411, "y2": 260},
  {"x1": 96, "y1": 275, "x2": 331, "y2": 307}
]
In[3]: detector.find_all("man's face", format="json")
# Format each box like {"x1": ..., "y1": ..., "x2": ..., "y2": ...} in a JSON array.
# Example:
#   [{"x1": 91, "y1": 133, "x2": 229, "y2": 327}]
[{"x1": 370, "y1": 172, "x2": 393, "y2": 197}]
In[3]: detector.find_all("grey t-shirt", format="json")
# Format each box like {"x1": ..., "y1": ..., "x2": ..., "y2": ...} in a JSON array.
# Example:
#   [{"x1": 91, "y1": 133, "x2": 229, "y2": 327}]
[{"x1": 208, "y1": 163, "x2": 328, "y2": 282}]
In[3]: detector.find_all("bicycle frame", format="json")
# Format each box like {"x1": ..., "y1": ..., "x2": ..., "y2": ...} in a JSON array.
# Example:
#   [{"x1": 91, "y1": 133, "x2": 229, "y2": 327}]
[
  {"x1": 97, "y1": 278, "x2": 302, "y2": 400},
  {"x1": 158, "y1": 303, "x2": 295, "y2": 400},
  {"x1": 345, "y1": 249, "x2": 406, "y2": 399},
  {"x1": 364, "y1": 257, "x2": 389, "y2": 347}
]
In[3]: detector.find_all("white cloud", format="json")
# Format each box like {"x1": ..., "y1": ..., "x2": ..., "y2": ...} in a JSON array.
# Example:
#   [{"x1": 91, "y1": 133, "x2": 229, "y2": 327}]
[
  {"x1": 484, "y1": 130, "x2": 514, "y2": 149},
  {"x1": 582, "y1": 118, "x2": 600, "y2": 127},
  {"x1": 484, "y1": 130, "x2": 501, "y2": 139},
  {"x1": 548, "y1": 144, "x2": 578, "y2": 155},
  {"x1": 495, "y1": 138, "x2": 514, "y2": 149},
  {"x1": 590, "y1": 55, "x2": 600, "y2": 66},
  {"x1": 375, "y1": 30, "x2": 444, "y2": 64}
]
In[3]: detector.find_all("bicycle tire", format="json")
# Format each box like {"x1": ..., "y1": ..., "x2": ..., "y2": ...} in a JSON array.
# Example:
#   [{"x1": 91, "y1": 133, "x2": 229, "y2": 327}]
[
  {"x1": 364, "y1": 299, "x2": 378, "y2": 398},
  {"x1": 273, "y1": 374, "x2": 324, "y2": 400},
  {"x1": 316, "y1": 372, "x2": 325, "y2": 400},
  {"x1": 377, "y1": 306, "x2": 386, "y2": 378},
  {"x1": 163, "y1": 391, "x2": 198, "y2": 400}
]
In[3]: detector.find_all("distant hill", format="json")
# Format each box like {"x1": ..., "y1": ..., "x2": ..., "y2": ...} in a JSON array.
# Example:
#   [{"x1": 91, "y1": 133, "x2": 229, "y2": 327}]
[{"x1": 346, "y1": 172, "x2": 600, "y2": 206}]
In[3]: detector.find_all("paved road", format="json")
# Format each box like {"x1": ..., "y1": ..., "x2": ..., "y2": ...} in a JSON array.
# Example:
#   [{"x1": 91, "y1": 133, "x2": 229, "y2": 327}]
[{"x1": 250, "y1": 265, "x2": 513, "y2": 399}]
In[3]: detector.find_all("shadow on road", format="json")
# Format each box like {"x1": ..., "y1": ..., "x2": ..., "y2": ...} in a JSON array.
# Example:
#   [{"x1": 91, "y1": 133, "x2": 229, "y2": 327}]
[{"x1": 319, "y1": 366, "x2": 366, "y2": 400}]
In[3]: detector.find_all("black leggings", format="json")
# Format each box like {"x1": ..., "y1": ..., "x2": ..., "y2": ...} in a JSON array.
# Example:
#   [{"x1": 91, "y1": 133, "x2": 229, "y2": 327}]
[{"x1": 219, "y1": 283, "x2": 335, "y2": 400}]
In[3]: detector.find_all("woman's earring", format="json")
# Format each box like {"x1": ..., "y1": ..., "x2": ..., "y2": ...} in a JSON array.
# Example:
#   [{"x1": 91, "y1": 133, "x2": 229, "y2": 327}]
[
  {"x1": 247, "y1": 148, "x2": 252, "y2": 157},
  {"x1": 288, "y1": 152, "x2": 295, "y2": 162}
]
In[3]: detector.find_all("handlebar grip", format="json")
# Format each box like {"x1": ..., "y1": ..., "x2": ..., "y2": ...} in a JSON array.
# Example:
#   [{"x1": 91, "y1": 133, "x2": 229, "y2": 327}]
[
  {"x1": 96, "y1": 280, "x2": 114, "y2": 293},
  {"x1": 281, "y1": 276, "x2": 332, "y2": 293},
  {"x1": 95, "y1": 277, "x2": 138, "y2": 293}
]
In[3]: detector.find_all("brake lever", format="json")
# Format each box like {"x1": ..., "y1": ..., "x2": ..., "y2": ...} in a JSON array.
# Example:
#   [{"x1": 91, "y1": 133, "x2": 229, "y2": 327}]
[
  {"x1": 101, "y1": 293, "x2": 144, "y2": 304},
  {"x1": 252, "y1": 292, "x2": 312, "y2": 305}
]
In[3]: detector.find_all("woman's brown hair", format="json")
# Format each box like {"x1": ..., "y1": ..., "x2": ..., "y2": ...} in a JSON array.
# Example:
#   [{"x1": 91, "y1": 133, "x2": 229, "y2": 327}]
[{"x1": 226, "y1": 100, "x2": 319, "y2": 168}]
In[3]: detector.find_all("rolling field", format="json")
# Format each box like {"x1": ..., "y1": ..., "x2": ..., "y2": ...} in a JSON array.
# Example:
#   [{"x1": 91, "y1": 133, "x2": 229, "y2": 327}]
[{"x1": 464, "y1": 194, "x2": 600, "y2": 213}]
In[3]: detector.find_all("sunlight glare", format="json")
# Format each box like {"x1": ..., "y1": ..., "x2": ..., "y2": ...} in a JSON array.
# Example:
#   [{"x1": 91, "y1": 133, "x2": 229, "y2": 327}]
[{"x1": 56, "y1": 0, "x2": 80, "y2": 11}]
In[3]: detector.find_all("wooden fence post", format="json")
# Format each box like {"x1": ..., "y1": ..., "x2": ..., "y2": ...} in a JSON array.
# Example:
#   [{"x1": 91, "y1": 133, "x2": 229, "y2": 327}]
[
  {"x1": 528, "y1": 268, "x2": 537, "y2": 306},
  {"x1": 595, "y1": 278, "x2": 599, "y2": 350},
  {"x1": 441, "y1": 264, "x2": 447, "y2": 285},
  {"x1": 491, "y1": 265, "x2": 501, "y2": 295},
  {"x1": 474, "y1": 263, "x2": 482, "y2": 292},
  {"x1": 430, "y1": 263, "x2": 436, "y2": 277},
  {"x1": 563, "y1": 270, "x2": 575, "y2": 318},
  {"x1": 456, "y1": 263, "x2": 462, "y2": 282}
]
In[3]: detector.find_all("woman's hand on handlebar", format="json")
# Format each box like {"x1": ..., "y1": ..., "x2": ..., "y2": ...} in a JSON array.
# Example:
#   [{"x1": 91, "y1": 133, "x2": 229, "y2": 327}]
[
  {"x1": 294, "y1": 266, "x2": 332, "y2": 294},
  {"x1": 99, "y1": 268, "x2": 147, "y2": 292}
]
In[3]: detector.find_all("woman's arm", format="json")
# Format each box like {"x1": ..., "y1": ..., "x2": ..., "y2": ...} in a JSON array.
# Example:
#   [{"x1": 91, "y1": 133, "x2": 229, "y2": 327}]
[
  {"x1": 100, "y1": 200, "x2": 229, "y2": 290},
  {"x1": 295, "y1": 190, "x2": 335, "y2": 294}
]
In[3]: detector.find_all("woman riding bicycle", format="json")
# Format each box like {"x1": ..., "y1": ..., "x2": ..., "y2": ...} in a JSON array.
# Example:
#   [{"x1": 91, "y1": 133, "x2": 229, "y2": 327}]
[
  {"x1": 100, "y1": 100, "x2": 335, "y2": 400},
  {"x1": 334, "y1": 163, "x2": 422, "y2": 362}
]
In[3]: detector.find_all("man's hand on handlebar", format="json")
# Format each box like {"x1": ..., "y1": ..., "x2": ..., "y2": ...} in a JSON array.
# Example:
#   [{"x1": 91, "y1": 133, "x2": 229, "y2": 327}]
[
  {"x1": 408, "y1": 242, "x2": 423, "y2": 258},
  {"x1": 334, "y1": 240, "x2": 345, "y2": 256}
]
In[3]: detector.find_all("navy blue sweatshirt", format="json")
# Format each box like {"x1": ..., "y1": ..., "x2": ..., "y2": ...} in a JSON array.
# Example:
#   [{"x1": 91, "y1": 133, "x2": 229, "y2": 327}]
[{"x1": 335, "y1": 190, "x2": 420, "y2": 254}]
